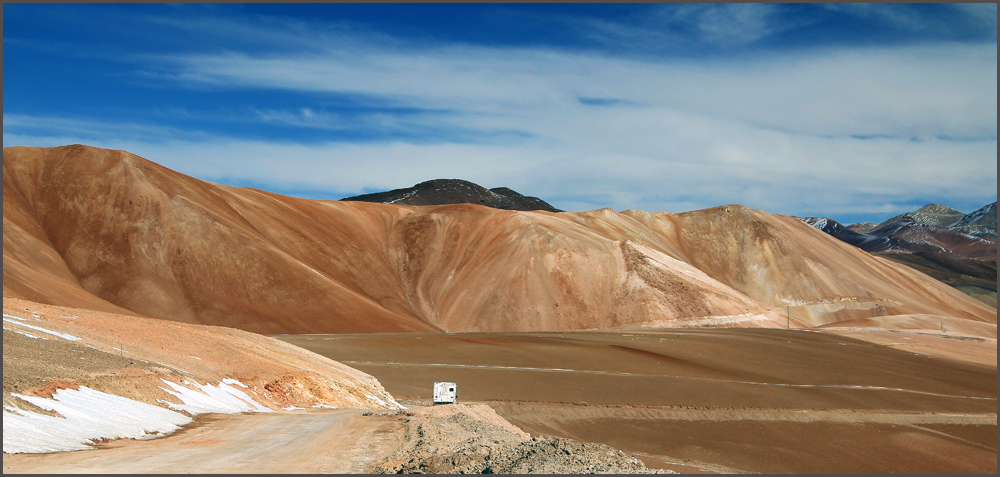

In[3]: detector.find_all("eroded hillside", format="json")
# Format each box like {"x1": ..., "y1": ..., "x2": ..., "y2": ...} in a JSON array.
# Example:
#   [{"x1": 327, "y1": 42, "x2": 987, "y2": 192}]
[{"x1": 4, "y1": 145, "x2": 994, "y2": 334}]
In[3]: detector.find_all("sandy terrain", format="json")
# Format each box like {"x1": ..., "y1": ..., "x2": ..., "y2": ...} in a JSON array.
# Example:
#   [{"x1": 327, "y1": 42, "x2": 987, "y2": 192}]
[
  {"x1": 818, "y1": 314, "x2": 997, "y2": 367},
  {"x1": 279, "y1": 329, "x2": 997, "y2": 474},
  {"x1": 5, "y1": 145, "x2": 993, "y2": 335}
]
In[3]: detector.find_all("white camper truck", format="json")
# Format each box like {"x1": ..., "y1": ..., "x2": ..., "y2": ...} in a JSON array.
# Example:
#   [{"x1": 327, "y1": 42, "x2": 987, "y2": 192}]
[{"x1": 433, "y1": 382, "x2": 457, "y2": 404}]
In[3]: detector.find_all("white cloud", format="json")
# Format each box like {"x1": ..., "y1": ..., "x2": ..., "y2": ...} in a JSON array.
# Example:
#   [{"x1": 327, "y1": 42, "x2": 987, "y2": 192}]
[
  {"x1": 8, "y1": 118, "x2": 994, "y2": 219},
  {"x1": 5, "y1": 13, "x2": 996, "y2": 221},
  {"x1": 664, "y1": 3, "x2": 785, "y2": 45},
  {"x1": 2, "y1": 114, "x2": 213, "y2": 143},
  {"x1": 953, "y1": 3, "x2": 998, "y2": 29},
  {"x1": 144, "y1": 39, "x2": 996, "y2": 142},
  {"x1": 823, "y1": 4, "x2": 928, "y2": 32},
  {"x1": 827, "y1": 3, "x2": 998, "y2": 38}
]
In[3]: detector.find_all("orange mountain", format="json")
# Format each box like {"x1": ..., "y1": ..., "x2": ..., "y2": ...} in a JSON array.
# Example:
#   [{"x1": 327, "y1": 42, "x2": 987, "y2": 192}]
[{"x1": 4, "y1": 145, "x2": 994, "y2": 334}]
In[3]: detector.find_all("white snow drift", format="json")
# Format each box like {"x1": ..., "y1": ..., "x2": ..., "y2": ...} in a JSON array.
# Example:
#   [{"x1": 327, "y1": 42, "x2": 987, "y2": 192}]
[
  {"x1": 3, "y1": 386, "x2": 192, "y2": 454},
  {"x1": 3, "y1": 378, "x2": 274, "y2": 454},
  {"x1": 157, "y1": 378, "x2": 273, "y2": 414}
]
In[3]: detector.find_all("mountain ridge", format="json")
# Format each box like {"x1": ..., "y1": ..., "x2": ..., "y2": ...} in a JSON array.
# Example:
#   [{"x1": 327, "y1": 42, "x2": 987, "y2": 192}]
[
  {"x1": 4, "y1": 145, "x2": 994, "y2": 335},
  {"x1": 801, "y1": 202, "x2": 997, "y2": 260}
]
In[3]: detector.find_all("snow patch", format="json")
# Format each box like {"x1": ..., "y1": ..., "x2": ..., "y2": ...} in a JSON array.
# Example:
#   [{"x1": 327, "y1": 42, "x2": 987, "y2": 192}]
[
  {"x1": 4, "y1": 327, "x2": 41, "y2": 339},
  {"x1": 2, "y1": 317, "x2": 81, "y2": 341},
  {"x1": 364, "y1": 393, "x2": 390, "y2": 408},
  {"x1": 221, "y1": 378, "x2": 248, "y2": 388},
  {"x1": 158, "y1": 378, "x2": 273, "y2": 415},
  {"x1": 3, "y1": 387, "x2": 192, "y2": 454},
  {"x1": 802, "y1": 217, "x2": 828, "y2": 230}
]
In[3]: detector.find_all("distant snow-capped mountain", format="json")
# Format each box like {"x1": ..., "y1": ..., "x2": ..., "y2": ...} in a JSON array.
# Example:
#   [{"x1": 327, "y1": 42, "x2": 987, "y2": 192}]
[
  {"x1": 950, "y1": 202, "x2": 997, "y2": 239},
  {"x1": 799, "y1": 202, "x2": 997, "y2": 260}
]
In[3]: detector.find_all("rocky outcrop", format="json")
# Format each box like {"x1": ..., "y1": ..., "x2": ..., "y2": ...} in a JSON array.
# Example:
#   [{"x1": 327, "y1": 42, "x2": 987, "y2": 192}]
[
  {"x1": 341, "y1": 178, "x2": 563, "y2": 212},
  {"x1": 371, "y1": 404, "x2": 672, "y2": 474}
]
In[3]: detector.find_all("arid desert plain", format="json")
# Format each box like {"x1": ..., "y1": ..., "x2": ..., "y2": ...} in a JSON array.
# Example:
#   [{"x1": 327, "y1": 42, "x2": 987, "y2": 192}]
[{"x1": 3, "y1": 145, "x2": 997, "y2": 474}]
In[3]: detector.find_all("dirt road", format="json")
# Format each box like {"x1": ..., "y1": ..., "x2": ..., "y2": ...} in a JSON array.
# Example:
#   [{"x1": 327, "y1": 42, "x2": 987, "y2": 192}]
[
  {"x1": 3, "y1": 404, "x2": 673, "y2": 475},
  {"x1": 2, "y1": 409, "x2": 404, "y2": 474}
]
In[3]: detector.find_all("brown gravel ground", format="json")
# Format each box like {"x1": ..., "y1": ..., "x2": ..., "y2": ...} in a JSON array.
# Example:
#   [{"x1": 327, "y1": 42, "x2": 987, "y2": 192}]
[
  {"x1": 372, "y1": 404, "x2": 674, "y2": 474},
  {"x1": 281, "y1": 328, "x2": 997, "y2": 474}
]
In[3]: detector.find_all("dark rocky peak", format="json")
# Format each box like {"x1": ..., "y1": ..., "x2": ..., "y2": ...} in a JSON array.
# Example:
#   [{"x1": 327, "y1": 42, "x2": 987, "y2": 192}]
[
  {"x1": 951, "y1": 202, "x2": 997, "y2": 229},
  {"x1": 950, "y1": 202, "x2": 997, "y2": 240},
  {"x1": 341, "y1": 179, "x2": 562, "y2": 212}
]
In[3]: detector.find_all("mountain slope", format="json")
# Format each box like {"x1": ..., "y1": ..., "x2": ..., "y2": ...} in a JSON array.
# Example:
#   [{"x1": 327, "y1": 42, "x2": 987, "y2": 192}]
[
  {"x1": 2, "y1": 296, "x2": 406, "y2": 453},
  {"x1": 4, "y1": 145, "x2": 994, "y2": 333},
  {"x1": 878, "y1": 253, "x2": 997, "y2": 308},
  {"x1": 847, "y1": 222, "x2": 878, "y2": 234},
  {"x1": 800, "y1": 209, "x2": 997, "y2": 308},
  {"x1": 950, "y1": 202, "x2": 998, "y2": 239},
  {"x1": 624, "y1": 207, "x2": 994, "y2": 325},
  {"x1": 800, "y1": 217, "x2": 892, "y2": 250},
  {"x1": 2, "y1": 146, "x2": 763, "y2": 333},
  {"x1": 880, "y1": 204, "x2": 966, "y2": 229},
  {"x1": 3, "y1": 145, "x2": 437, "y2": 334}
]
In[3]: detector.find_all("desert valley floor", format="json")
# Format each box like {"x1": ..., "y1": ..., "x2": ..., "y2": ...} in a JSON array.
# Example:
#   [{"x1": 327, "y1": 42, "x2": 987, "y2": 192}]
[
  {"x1": 278, "y1": 329, "x2": 996, "y2": 474},
  {"x1": 5, "y1": 324, "x2": 995, "y2": 474}
]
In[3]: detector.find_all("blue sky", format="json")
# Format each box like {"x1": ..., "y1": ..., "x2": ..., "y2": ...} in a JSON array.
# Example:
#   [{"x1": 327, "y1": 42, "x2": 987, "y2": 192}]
[{"x1": 4, "y1": 3, "x2": 997, "y2": 225}]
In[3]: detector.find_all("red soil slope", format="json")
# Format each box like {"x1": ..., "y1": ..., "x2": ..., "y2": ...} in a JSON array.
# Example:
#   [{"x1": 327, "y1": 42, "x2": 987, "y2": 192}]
[
  {"x1": 3, "y1": 145, "x2": 994, "y2": 334},
  {"x1": 2, "y1": 297, "x2": 403, "y2": 414},
  {"x1": 623, "y1": 208, "x2": 995, "y2": 325}
]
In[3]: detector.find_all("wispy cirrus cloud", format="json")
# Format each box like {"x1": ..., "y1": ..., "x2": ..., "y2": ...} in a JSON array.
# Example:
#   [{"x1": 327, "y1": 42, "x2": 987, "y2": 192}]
[
  {"x1": 141, "y1": 38, "x2": 996, "y2": 141},
  {"x1": 651, "y1": 3, "x2": 789, "y2": 45},
  {"x1": 2, "y1": 114, "x2": 215, "y2": 144},
  {"x1": 4, "y1": 4, "x2": 996, "y2": 224},
  {"x1": 824, "y1": 3, "x2": 998, "y2": 39}
]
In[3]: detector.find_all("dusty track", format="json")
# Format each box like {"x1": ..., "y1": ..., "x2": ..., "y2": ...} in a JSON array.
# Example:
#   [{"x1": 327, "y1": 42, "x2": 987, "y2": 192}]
[
  {"x1": 2, "y1": 409, "x2": 404, "y2": 474},
  {"x1": 2, "y1": 404, "x2": 673, "y2": 475}
]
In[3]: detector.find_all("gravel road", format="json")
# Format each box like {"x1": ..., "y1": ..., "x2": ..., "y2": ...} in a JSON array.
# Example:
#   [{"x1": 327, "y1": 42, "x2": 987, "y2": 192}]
[
  {"x1": 3, "y1": 409, "x2": 404, "y2": 474},
  {"x1": 2, "y1": 404, "x2": 672, "y2": 474}
]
